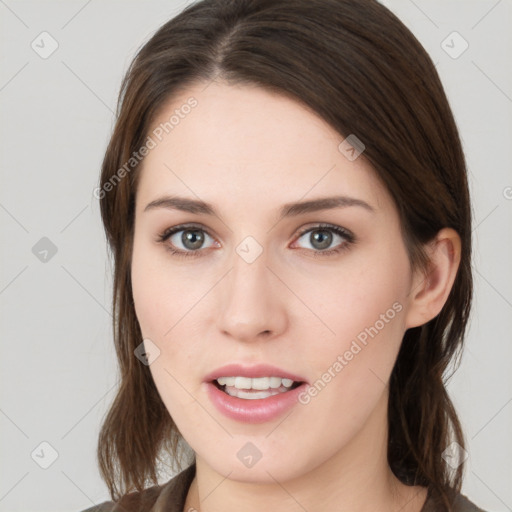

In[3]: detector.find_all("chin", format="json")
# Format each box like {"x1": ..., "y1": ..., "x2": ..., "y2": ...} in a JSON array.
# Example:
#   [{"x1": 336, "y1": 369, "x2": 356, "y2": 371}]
[
  {"x1": 212, "y1": 458, "x2": 308, "y2": 484},
  {"x1": 195, "y1": 437, "x2": 326, "y2": 485}
]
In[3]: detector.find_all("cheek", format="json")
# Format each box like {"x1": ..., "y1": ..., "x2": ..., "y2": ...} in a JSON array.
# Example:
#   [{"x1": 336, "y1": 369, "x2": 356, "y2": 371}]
[
  {"x1": 295, "y1": 245, "x2": 410, "y2": 412},
  {"x1": 131, "y1": 246, "x2": 164, "y2": 340},
  {"x1": 131, "y1": 241, "x2": 201, "y2": 419},
  {"x1": 130, "y1": 238, "x2": 206, "y2": 395},
  {"x1": 131, "y1": 237, "x2": 189, "y2": 340},
  {"x1": 297, "y1": 245, "x2": 410, "y2": 348}
]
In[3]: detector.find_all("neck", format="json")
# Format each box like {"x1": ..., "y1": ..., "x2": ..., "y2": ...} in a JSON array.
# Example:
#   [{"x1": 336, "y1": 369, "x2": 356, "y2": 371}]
[{"x1": 184, "y1": 387, "x2": 427, "y2": 512}]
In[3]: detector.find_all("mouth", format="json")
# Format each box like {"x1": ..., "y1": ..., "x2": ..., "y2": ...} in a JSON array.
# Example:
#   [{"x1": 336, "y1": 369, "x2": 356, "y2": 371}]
[
  {"x1": 204, "y1": 364, "x2": 308, "y2": 423},
  {"x1": 212, "y1": 376, "x2": 304, "y2": 400}
]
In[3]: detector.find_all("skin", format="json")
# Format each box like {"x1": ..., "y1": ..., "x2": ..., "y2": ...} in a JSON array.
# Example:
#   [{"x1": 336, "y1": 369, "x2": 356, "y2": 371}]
[{"x1": 130, "y1": 81, "x2": 461, "y2": 512}]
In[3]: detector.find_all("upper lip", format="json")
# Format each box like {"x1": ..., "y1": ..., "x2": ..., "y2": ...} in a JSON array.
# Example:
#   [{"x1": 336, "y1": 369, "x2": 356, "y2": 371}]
[{"x1": 204, "y1": 364, "x2": 307, "y2": 384}]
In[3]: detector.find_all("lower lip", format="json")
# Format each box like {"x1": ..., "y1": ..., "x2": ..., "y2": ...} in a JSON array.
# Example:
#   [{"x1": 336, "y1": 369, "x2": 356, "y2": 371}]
[{"x1": 205, "y1": 382, "x2": 307, "y2": 424}]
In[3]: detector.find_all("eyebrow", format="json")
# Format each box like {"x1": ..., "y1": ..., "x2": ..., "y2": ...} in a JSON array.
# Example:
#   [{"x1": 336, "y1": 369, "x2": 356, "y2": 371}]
[{"x1": 143, "y1": 195, "x2": 375, "y2": 220}]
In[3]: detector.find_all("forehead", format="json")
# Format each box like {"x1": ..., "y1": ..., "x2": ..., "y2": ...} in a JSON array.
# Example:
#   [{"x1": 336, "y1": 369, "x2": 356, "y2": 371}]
[{"x1": 136, "y1": 81, "x2": 390, "y2": 215}]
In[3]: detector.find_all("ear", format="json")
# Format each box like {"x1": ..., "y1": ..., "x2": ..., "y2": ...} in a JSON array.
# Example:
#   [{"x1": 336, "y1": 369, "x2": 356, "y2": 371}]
[{"x1": 404, "y1": 228, "x2": 462, "y2": 329}]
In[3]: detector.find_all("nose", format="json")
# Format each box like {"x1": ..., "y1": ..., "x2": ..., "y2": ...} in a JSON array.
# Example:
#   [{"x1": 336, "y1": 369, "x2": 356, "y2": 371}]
[{"x1": 215, "y1": 245, "x2": 288, "y2": 343}]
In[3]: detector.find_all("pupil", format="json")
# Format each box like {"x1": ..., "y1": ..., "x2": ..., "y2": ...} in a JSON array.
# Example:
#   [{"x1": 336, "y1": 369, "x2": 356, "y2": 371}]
[{"x1": 311, "y1": 230, "x2": 332, "y2": 250}]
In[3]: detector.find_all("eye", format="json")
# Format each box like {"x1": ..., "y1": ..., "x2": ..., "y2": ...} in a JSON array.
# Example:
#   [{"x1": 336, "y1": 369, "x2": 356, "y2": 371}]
[
  {"x1": 291, "y1": 223, "x2": 355, "y2": 256},
  {"x1": 157, "y1": 222, "x2": 355, "y2": 259},
  {"x1": 157, "y1": 224, "x2": 219, "y2": 257}
]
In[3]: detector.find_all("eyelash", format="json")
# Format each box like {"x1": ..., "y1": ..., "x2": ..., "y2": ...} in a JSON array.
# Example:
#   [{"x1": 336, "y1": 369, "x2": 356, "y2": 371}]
[{"x1": 156, "y1": 223, "x2": 356, "y2": 259}]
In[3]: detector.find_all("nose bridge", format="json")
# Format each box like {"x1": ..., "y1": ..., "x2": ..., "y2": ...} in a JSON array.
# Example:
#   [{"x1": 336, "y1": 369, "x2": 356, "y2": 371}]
[{"x1": 216, "y1": 240, "x2": 286, "y2": 341}]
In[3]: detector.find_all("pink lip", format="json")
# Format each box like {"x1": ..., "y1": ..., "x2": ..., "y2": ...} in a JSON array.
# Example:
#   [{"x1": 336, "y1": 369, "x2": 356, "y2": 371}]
[
  {"x1": 205, "y1": 381, "x2": 307, "y2": 423},
  {"x1": 203, "y1": 363, "x2": 307, "y2": 384},
  {"x1": 203, "y1": 363, "x2": 308, "y2": 424}
]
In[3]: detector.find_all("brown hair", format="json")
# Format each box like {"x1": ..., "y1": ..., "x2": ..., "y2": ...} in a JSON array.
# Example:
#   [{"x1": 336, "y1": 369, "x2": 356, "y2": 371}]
[{"x1": 96, "y1": 1, "x2": 473, "y2": 510}]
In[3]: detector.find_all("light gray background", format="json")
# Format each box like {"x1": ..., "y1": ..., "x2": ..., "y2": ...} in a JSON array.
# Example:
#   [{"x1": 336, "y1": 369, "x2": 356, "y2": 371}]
[{"x1": 0, "y1": 1, "x2": 511, "y2": 511}]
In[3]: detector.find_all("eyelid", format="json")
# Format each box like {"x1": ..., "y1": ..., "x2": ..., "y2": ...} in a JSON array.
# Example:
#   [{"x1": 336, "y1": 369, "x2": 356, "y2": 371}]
[
  {"x1": 159, "y1": 222, "x2": 214, "y2": 241},
  {"x1": 292, "y1": 222, "x2": 355, "y2": 242}
]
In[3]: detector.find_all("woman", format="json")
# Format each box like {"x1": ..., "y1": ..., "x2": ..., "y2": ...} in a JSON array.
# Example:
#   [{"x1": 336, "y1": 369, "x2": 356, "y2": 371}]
[{"x1": 84, "y1": 0, "x2": 485, "y2": 510}]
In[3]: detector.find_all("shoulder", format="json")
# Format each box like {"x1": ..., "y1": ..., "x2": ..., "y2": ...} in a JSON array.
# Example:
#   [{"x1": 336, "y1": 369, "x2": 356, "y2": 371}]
[
  {"x1": 77, "y1": 463, "x2": 196, "y2": 512},
  {"x1": 77, "y1": 484, "x2": 162, "y2": 512},
  {"x1": 452, "y1": 493, "x2": 487, "y2": 512},
  {"x1": 79, "y1": 504, "x2": 116, "y2": 512},
  {"x1": 422, "y1": 489, "x2": 487, "y2": 512}
]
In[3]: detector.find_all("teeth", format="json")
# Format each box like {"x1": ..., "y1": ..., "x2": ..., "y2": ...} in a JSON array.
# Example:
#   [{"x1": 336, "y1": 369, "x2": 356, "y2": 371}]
[
  {"x1": 235, "y1": 376, "x2": 252, "y2": 389},
  {"x1": 225, "y1": 388, "x2": 282, "y2": 399},
  {"x1": 269, "y1": 377, "x2": 282, "y2": 388},
  {"x1": 217, "y1": 377, "x2": 236, "y2": 387},
  {"x1": 216, "y1": 376, "x2": 296, "y2": 390}
]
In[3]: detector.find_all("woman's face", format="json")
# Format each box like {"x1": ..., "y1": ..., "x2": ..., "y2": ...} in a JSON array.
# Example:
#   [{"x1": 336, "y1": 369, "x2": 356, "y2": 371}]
[{"x1": 131, "y1": 81, "x2": 421, "y2": 483}]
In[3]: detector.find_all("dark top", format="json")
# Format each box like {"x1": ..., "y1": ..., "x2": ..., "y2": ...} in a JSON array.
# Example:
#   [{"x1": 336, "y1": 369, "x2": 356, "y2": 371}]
[{"x1": 80, "y1": 463, "x2": 486, "y2": 512}]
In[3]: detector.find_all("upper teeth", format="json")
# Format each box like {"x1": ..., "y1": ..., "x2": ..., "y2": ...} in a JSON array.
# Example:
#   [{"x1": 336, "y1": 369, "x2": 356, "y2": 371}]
[{"x1": 216, "y1": 376, "x2": 295, "y2": 390}]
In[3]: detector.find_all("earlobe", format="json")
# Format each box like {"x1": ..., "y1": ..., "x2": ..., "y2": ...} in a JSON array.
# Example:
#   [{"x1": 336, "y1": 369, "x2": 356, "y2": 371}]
[{"x1": 404, "y1": 228, "x2": 461, "y2": 329}]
